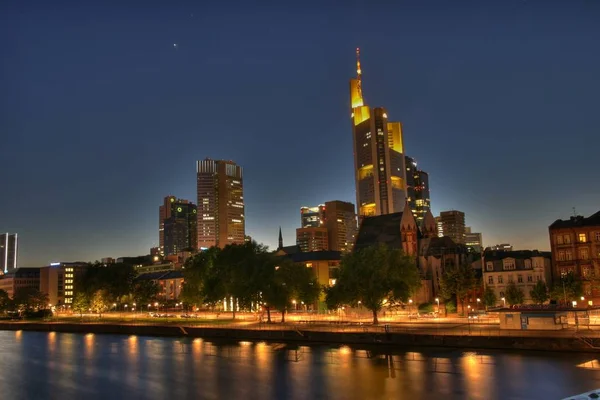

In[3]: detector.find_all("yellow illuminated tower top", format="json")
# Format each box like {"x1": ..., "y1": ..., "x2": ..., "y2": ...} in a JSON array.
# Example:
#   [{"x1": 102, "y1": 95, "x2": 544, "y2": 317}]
[{"x1": 350, "y1": 47, "x2": 364, "y2": 109}]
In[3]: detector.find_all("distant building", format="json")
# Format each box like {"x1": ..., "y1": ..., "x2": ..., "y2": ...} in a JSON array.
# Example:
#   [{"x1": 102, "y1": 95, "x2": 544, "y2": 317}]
[
  {"x1": 101, "y1": 257, "x2": 115, "y2": 265},
  {"x1": 405, "y1": 156, "x2": 431, "y2": 227},
  {"x1": 435, "y1": 216, "x2": 444, "y2": 237},
  {"x1": 0, "y1": 233, "x2": 18, "y2": 274},
  {"x1": 159, "y1": 196, "x2": 197, "y2": 256},
  {"x1": 486, "y1": 244, "x2": 513, "y2": 252},
  {"x1": 296, "y1": 227, "x2": 329, "y2": 252},
  {"x1": 40, "y1": 262, "x2": 88, "y2": 306},
  {"x1": 135, "y1": 270, "x2": 184, "y2": 301},
  {"x1": 465, "y1": 227, "x2": 483, "y2": 253},
  {"x1": 549, "y1": 211, "x2": 600, "y2": 300},
  {"x1": 350, "y1": 49, "x2": 407, "y2": 217},
  {"x1": 0, "y1": 268, "x2": 41, "y2": 298},
  {"x1": 298, "y1": 201, "x2": 357, "y2": 253},
  {"x1": 483, "y1": 250, "x2": 552, "y2": 305},
  {"x1": 439, "y1": 210, "x2": 466, "y2": 245},
  {"x1": 197, "y1": 159, "x2": 245, "y2": 249}
]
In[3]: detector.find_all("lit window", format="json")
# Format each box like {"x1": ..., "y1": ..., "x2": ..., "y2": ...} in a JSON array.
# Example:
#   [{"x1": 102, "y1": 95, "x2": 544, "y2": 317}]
[{"x1": 579, "y1": 233, "x2": 587, "y2": 243}]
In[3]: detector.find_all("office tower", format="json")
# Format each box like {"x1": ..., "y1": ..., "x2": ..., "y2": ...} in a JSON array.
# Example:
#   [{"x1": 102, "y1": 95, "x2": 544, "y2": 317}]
[
  {"x1": 405, "y1": 156, "x2": 431, "y2": 226},
  {"x1": 324, "y1": 200, "x2": 358, "y2": 252},
  {"x1": 196, "y1": 159, "x2": 245, "y2": 249},
  {"x1": 465, "y1": 227, "x2": 483, "y2": 253},
  {"x1": 300, "y1": 205, "x2": 326, "y2": 228},
  {"x1": 0, "y1": 233, "x2": 18, "y2": 274},
  {"x1": 159, "y1": 196, "x2": 198, "y2": 256},
  {"x1": 350, "y1": 48, "x2": 407, "y2": 217},
  {"x1": 439, "y1": 210, "x2": 466, "y2": 244},
  {"x1": 296, "y1": 227, "x2": 329, "y2": 252}
]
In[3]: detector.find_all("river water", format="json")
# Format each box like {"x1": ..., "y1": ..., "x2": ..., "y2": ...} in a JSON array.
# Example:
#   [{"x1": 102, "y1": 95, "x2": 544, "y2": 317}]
[{"x1": 0, "y1": 330, "x2": 598, "y2": 400}]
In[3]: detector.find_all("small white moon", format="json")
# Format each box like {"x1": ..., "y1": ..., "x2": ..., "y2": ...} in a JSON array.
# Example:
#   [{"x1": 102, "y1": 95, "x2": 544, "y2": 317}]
[{"x1": 173, "y1": 43, "x2": 178, "y2": 48}]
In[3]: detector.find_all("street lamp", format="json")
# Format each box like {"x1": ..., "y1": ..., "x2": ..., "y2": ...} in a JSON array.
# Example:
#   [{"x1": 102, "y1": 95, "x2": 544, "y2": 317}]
[
  {"x1": 476, "y1": 298, "x2": 481, "y2": 310},
  {"x1": 292, "y1": 299, "x2": 297, "y2": 311},
  {"x1": 501, "y1": 297, "x2": 506, "y2": 307}
]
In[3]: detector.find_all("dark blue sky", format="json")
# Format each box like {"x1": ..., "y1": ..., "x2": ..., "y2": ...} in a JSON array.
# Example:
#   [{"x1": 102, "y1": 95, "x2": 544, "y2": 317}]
[{"x1": 2, "y1": 1, "x2": 599, "y2": 266}]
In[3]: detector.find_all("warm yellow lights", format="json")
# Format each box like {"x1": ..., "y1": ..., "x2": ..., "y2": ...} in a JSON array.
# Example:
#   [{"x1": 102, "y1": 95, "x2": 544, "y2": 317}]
[
  {"x1": 359, "y1": 203, "x2": 376, "y2": 216},
  {"x1": 353, "y1": 105, "x2": 369, "y2": 125},
  {"x1": 390, "y1": 176, "x2": 404, "y2": 190},
  {"x1": 387, "y1": 122, "x2": 404, "y2": 153},
  {"x1": 358, "y1": 165, "x2": 373, "y2": 180}
]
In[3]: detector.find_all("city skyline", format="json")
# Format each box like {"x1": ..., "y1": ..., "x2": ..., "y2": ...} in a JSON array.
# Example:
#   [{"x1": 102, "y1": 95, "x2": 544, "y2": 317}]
[{"x1": 2, "y1": 1, "x2": 599, "y2": 266}]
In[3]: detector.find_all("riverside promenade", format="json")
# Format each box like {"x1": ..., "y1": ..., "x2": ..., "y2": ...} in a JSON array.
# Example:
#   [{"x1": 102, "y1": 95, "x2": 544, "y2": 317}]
[{"x1": 2, "y1": 311, "x2": 600, "y2": 352}]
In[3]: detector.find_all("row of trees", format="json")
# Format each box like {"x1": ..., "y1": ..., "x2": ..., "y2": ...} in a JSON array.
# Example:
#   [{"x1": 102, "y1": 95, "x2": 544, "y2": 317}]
[
  {"x1": 0, "y1": 287, "x2": 49, "y2": 314},
  {"x1": 439, "y1": 261, "x2": 584, "y2": 312},
  {"x1": 72, "y1": 262, "x2": 161, "y2": 316},
  {"x1": 181, "y1": 242, "x2": 320, "y2": 322}
]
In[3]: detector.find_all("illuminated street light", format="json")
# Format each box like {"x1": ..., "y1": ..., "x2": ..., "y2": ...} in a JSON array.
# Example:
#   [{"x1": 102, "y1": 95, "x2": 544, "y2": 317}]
[
  {"x1": 572, "y1": 301, "x2": 577, "y2": 307},
  {"x1": 501, "y1": 297, "x2": 506, "y2": 307},
  {"x1": 581, "y1": 296, "x2": 585, "y2": 301}
]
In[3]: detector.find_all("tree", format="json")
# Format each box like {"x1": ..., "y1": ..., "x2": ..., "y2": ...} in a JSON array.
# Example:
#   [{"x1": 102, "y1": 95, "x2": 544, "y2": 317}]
[
  {"x1": 90, "y1": 290, "x2": 109, "y2": 316},
  {"x1": 181, "y1": 248, "x2": 220, "y2": 307},
  {"x1": 482, "y1": 286, "x2": 497, "y2": 310},
  {"x1": 132, "y1": 280, "x2": 160, "y2": 307},
  {"x1": 79, "y1": 262, "x2": 137, "y2": 303},
  {"x1": 551, "y1": 272, "x2": 584, "y2": 304},
  {"x1": 505, "y1": 282, "x2": 525, "y2": 306},
  {"x1": 439, "y1": 263, "x2": 479, "y2": 315},
  {"x1": 12, "y1": 287, "x2": 49, "y2": 311},
  {"x1": 262, "y1": 258, "x2": 321, "y2": 323},
  {"x1": 0, "y1": 289, "x2": 9, "y2": 313},
  {"x1": 530, "y1": 280, "x2": 549, "y2": 305},
  {"x1": 325, "y1": 244, "x2": 421, "y2": 324},
  {"x1": 72, "y1": 292, "x2": 90, "y2": 317}
]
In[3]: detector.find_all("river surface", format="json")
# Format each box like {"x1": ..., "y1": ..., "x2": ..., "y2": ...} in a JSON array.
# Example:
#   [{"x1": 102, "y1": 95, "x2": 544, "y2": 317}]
[{"x1": 0, "y1": 330, "x2": 598, "y2": 399}]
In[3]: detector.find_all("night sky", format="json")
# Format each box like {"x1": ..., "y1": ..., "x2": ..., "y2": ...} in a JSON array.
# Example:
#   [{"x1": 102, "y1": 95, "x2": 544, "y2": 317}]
[{"x1": 2, "y1": 1, "x2": 599, "y2": 267}]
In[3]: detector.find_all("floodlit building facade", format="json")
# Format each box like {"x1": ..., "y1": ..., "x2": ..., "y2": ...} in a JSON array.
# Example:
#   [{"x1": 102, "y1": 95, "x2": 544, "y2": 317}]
[{"x1": 0, "y1": 233, "x2": 18, "y2": 274}]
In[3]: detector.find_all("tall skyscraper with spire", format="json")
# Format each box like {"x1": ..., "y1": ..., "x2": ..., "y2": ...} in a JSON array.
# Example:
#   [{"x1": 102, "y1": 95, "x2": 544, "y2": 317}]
[{"x1": 350, "y1": 48, "x2": 408, "y2": 218}]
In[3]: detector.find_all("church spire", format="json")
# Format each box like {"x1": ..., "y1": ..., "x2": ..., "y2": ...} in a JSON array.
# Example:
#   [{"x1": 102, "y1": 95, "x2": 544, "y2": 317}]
[{"x1": 278, "y1": 226, "x2": 283, "y2": 250}]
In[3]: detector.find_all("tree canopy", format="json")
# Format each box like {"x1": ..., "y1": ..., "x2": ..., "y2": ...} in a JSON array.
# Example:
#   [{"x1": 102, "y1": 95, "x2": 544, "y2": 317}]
[
  {"x1": 529, "y1": 280, "x2": 549, "y2": 305},
  {"x1": 505, "y1": 282, "x2": 525, "y2": 306},
  {"x1": 439, "y1": 262, "x2": 479, "y2": 315},
  {"x1": 325, "y1": 244, "x2": 421, "y2": 324},
  {"x1": 482, "y1": 286, "x2": 497, "y2": 309},
  {"x1": 551, "y1": 272, "x2": 584, "y2": 304}
]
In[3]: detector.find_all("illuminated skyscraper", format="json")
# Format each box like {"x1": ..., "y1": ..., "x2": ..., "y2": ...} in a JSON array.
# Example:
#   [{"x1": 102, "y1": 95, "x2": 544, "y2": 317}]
[
  {"x1": 159, "y1": 196, "x2": 197, "y2": 256},
  {"x1": 405, "y1": 156, "x2": 431, "y2": 226},
  {"x1": 439, "y1": 210, "x2": 466, "y2": 244},
  {"x1": 350, "y1": 48, "x2": 407, "y2": 217},
  {"x1": 0, "y1": 233, "x2": 18, "y2": 273},
  {"x1": 196, "y1": 159, "x2": 245, "y2": 249},
  {"x1": 298, "y1": 201, "x2": 357, "y2": 253}
]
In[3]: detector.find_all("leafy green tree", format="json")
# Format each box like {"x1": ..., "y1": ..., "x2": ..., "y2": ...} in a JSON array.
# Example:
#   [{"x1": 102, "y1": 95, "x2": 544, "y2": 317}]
[
  {"x1": 12, "y1": 287, "x2": 49, "y2": 311},
  {"x1": 482, "y1": 286, "x2": 497, "y2": 309},
  {"x1": 72, "y1": 292, "x2": 90, "y2": 317},
  {"x1": 325, "y1": 244, "x2": 421, "y2": 324},
  {"x1": 132, "y1": 280, "x2": 160, "y2": 307},
  {"x1": 439, "y1": 263, "x2": 479, "y2": 315},
  {"x1": 529, "y1": 280, "x2": 549, "y2": 305},
  {"x1": 0, "y1": 289, "x2": 9, "y2": 313},
  {"x1": 181, "y1": 248, "x2": 220, "y2": 307},
  {"x1": 79, "y1": 263, "x2": 137, "y2": 303},
  {"x1": 90, "y1": 290, "x2": 109, "y2": 316},
  {"x1": 505, "y1": 282, "x2": 525, "y2": 306},
  {"x1": 551, "y1": 272, "x2": 584, "y2": 304},
  {"x1": 262, "y1": 258, "x2": 321, "y2": 323}
]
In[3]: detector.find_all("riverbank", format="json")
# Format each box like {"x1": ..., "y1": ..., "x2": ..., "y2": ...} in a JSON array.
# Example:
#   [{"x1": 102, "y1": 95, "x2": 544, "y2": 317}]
[{"x1": 2, "y1": 321, "x2": 600, "y2": 352}]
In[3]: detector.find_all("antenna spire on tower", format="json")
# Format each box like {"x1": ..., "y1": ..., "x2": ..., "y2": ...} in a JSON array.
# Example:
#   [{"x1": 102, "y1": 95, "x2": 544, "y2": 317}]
[{"x1": 356, "y1": 47, "x2": 362, "y2": 78}]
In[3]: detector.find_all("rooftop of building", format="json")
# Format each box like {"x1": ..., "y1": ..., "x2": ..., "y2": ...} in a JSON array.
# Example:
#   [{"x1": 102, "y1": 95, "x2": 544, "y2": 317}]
[
  {"x1": 483, "y1": 249, "x2": 552, "y2": 261},
  {"x1": 549, "y1": 211, "x2": 600, "y2": 229}
]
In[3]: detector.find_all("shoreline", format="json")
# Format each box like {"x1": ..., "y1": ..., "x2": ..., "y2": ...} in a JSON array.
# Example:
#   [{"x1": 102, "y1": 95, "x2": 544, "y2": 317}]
[{"x1": 2, "y1": 321, "x2": 600, "y2": 353}]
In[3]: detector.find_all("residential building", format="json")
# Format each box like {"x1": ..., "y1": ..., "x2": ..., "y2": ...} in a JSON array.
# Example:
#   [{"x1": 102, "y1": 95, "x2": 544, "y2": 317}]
[
  {"x1": 0, "y1": 268, "x2": 41, "y2": 298},
  {"x1": 549, "y1": 211, "x2": 600, "y2": 300},
  {"x1": 486, "y1": 244, "x2": 513, "y2": 252},
  {"x1": 483, "y1": 250, "x2": 552, "y2": 305},
  {"x1": 300, "y1": 205, "x2": 326, "y2": 228},
  {"x1": 296, "y1": 227, "x2": 329, "y2": 252},
  {"x1": 465, "y1": 227, "x2": 483, "y2": 253},
  {"x1": 350, "y1": 48, "x2": 407, "y2": 218},
  {"x1": 40, "y1": 262, "x2": 88, "y2": 306},
  {"x1": 159, "y1": 196, "x2": 197, "y2": 256},
  {"x1": 0, "y1": 233, "x2": 18, "y2": 274},
  {"x1": 196, "y1": 159, "x2": 245, "y2": 249},
  {"x1": 439, "y1": 210, "x2": 466, "y2": 245},
  {"x1": 405, "y1": 156, "x2": 431, "y2": 226}
]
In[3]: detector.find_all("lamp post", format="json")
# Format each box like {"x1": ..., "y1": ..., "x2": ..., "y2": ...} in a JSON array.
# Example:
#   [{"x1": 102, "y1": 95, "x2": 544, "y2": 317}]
[
  {"x1": 501, "y1": 297, "x2": 506, "y2": 307},
  {"x1": 476, "y1": 298, "x2": 481, "y2": 310},
  {"x1": 292, "y1": 299, "x2": 297, "y2": 311},
  {"x1": 435, "y1": 298, "x2": 440, "y2": 313}
]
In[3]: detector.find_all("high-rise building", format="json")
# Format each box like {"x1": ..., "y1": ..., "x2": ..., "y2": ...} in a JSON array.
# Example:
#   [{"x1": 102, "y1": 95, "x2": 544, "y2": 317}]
[
  {"x1": 350, "y1": 49, "x2": 407, "y2": 218},
  {"x1": 405, "y1": 156, "x2": 431, "y2": 226},
  {"x1": 196, "y1": 159, "x2": 245, "y2": 249},
  {"x1": 300, "y1": 205, "x2": 326, "y2": 228},
  {"x1": 296, "y1": 227, "x2": 329, "y2": 252},
  {"x1": 0, "y1": 233, "x2": 18, "y2": 274},
  {"x1": 465, "y1": 227, "x2": 483, "y2": 253},
  {"x1": 439, "y1": 210, "x2": 466, "y2": 244},
  {"x1": 435, "y1": 216, "x2": 444, "y2": 237},
  {"x1": 159, "y1": 196, "x2": 198, "y2": 256},
  {"x1": 324, "y1": 200, "x2": 358, "y2": 253}
]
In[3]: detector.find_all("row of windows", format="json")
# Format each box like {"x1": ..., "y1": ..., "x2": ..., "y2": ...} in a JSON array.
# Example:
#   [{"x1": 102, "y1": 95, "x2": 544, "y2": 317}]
[
  {"x1": 557, "y1": 247, "x2": 600, "y2": 261},
  {"x1": 556, "y1": 232, "x2": 600, "y2": 245},
  {"x1": 488, "y1": 275, "x2": 542, "y2": 284}
]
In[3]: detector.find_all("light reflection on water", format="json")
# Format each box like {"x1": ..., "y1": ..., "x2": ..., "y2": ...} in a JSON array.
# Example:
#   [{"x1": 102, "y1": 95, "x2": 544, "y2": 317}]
[{"x1": 0, "y1": 330, "x2": 598, "y2": 400}]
